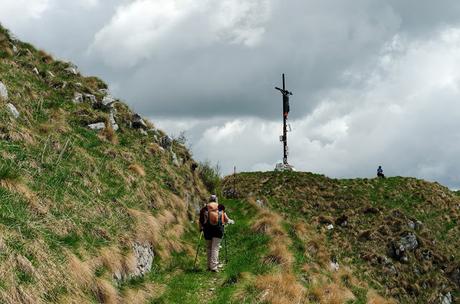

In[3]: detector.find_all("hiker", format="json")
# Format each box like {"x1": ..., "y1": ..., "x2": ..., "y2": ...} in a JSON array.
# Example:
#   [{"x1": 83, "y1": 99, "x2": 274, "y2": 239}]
[
  {"x1": 377, "y1": 166, "x2": 385, "y2": 178},
  {"x1": 199, "y1": 195, "x2": 234, "y2": 272}
]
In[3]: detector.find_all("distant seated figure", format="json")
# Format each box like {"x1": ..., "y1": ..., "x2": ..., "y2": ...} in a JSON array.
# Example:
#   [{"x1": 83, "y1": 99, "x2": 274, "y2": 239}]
[{"x1": 377, "y1": 166, "x2": 385, "y2": 178}]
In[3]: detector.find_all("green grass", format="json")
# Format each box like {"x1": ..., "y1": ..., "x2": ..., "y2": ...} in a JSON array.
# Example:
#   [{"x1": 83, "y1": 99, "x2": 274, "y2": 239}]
[{"x1": 149, "y1": 199, "x2": 272, "y2": 304}]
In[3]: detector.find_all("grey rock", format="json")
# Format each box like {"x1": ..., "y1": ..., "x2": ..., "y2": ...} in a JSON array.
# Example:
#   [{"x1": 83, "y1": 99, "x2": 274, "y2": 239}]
[
  {"x1": 160, "y1": 135, "x2": 172, "y2": 149},
  {"x1": 389, "y1": 233, "x2": 418, "y2": 262},
  {"x1": 65, "y1": 64, "x2": 79, "y2": 75},
  {"x1": 83, "y1": 94, "x2": 97, "y2": 104},
  {"x1": 132, "y1": 114, "x2": 147, "y2": 129},
  {"x1": 109, "y1": 111, "x2": 119, "y2": 131},
  {"x1": 440, "y1": 292, "x2": 452, "y2": 304},
  {"x1": 73, "y1": 92, "x2": 83, "y2": 103},
  {"x1": 256, "y1": 199, "x2": 265, "y2": 207},
  {"x1": 400, "y1": 233, "x2": 418, "y2": 251},
  {"x1": 274, "y1": 162, "x2": 295, "y2": 172},
  {"x1": 102, "y1": 95, "x2": 116, "y2": 108},
  {"x1": 408, "y1": 220, "x2": 415, "y2": 230},
  {"x1": 6, "y1": 103, "x2": 20, "y2": 118},
  {"x1": 0, "y1": 81, "x2": 8, "y2": 100},
  {"x1": 139, "y1": 129, "x2": 148, "y2": 136},
  {"x1": 12, "y1": 45, "x2": 18, "y2": 53},
  {"x1": 171, "y1": 151, "x2": 180, "y2": 167},
  {"x1": 88, "y1": 122, "x2": 105, "y2": 130},
  {"x1": 131, "y1": 242, "x2": 154, "y2": 277}
]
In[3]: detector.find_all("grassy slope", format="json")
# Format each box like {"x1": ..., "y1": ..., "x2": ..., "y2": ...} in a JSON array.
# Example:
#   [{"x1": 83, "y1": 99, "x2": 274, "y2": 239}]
[
  {"x1": 0, "y1": 25, "x2": 208, "y2": 303},
  {"x1": 222, "y1": 172, "x2": 460, "y2": 303}
]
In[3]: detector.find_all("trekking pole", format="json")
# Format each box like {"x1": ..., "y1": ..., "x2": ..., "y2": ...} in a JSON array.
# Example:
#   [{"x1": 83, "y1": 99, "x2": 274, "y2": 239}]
[
  {"x1": 224, "y1": 229, "x2": 228, "y2": 263},
  {"x1": 193, "y1": 232, "x2": 203, "y2": 270}
]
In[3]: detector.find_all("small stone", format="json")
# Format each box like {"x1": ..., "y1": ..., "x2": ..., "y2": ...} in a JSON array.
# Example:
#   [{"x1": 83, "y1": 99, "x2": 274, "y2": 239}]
[
  {"x1": 6, "y1": 103, "x2": 19, "y2": 118},
  {"x1": 440, "y1": 292, "x2": 452, "y2": 304},
  {"x1": 330, "y1": 261, "x2": 339, "y2": 271},
  {"x1": 84, "y1": 94, "x2": 97, "y2": 104},
  {"x1": 102, "y1": 95, "x2": 116, "y2": 108},
  {"x1": 209, "y1": 288, "x2": 215, "y2": 291},
  {"x1": 399, "y1": 233, "x2": 418, "y2": 251},
  {"x1": 88, "y1": 122, "x2": 105, "y2": 130},
  {"x1": 326, "y1": 224, "x2": 334, "y2": 230},
  {"x1": 47, "y1": 71, "x2": 55, "y2": 78},
  {"x1": 160, "y1": 135, "x2": 173, "y2": 149},
  {"x1": 65, "y1": 64, "x2": 79, "y2": 75},
  {"x1": 32, "y1": 67, "x2": 39, "y2": 75},
  {"x1": 171, "y1": 151, "x2": 180, "y2": 167},
  {"x1": 132, "y1": 114, "x2": 147, "y2": 129},
  {"x1": 139, "y1": 129, "x2": 148, "y2": 136},
  {"x1": 73, "y1": 92, "x2": 83, "y2": 103},
  {"x1": 408, "y1": 220, "x2": 415, "y2": 230},
  {"x1": 109, "y1": 111, "x2": 119, "y2": 131},
  {"x1": 12, "y1": 45, "x2": 18, "y2": 53},
  {"x1": 0, "y1": 81, "x2": 8, "y2": 100}
]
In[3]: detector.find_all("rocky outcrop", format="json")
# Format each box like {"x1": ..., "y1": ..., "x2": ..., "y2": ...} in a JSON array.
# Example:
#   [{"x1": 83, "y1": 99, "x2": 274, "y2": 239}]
[{"x1": 131, "y1": 242, "x2": 154, "y2": 277}]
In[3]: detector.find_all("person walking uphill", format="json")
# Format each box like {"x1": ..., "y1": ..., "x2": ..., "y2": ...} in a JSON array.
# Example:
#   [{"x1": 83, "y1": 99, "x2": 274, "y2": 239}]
[{"x1": 199, "y1": 195, "x2": 234, "y2": 272}]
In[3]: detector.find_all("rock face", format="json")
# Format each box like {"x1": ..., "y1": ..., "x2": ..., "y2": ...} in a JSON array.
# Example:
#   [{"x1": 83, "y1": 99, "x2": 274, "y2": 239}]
[
  {"x1": 0, "y1": 81, "x2": 8, "y2": 100},
  {"x1": 131, "y1": 242, "x2": 154, "y2": 277},
  {"x1": 6, "y1": 103, "x2": 19, "y2": 118}
]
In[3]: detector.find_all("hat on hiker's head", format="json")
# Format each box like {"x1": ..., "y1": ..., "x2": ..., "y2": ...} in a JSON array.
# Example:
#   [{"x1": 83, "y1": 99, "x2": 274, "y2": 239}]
[{"x1": 210, "y1": 194, "x2": 218, "y2": 202}]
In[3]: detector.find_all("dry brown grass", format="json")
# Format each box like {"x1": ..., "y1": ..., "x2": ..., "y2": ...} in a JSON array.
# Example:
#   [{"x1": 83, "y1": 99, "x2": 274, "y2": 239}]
[
  {"x1": 309, "y1": 282, "x2": 354, "y2": 304},
  {"x1": 367, "y1": 290, "x2": 397, "y2": 304},
  {"x1": 94, "y1": 278, "x2": 119, "y2": 304},
  {"x1": 99, "y1": 247, "x2": 123, "y2": 278},
  {"x1": 128, "y1": 163, "x2": 146, "y2": 177},
  {"x1": 251, "y1": 208, "x2": 293, "y2": 270},
  {"x1": 255, "y1": 273, "x2": 306, "y2": 304},
  {"x1": 68, "y1": 254, "x2": 94, "y2": 289},
  {"x1": 122, "y1": 283, "x2": 164, "y2": 303},
  {"x1": 128, "y1": 209, "x2": 161, "y2": 247},
  {"x1": 100, "y1": 121, "x2": 118, "y2": 144}
]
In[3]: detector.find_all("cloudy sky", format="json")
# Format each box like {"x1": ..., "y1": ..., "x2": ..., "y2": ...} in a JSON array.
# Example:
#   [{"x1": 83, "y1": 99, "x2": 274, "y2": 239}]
[{"x1": 2, "y1": 0, "x2": 460, "y2": 188}]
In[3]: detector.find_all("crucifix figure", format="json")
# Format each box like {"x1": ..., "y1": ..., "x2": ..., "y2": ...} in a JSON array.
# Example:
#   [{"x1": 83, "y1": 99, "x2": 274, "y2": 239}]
[{"x1": 275, "y1": 74, "x2": 293, "y2": 165}]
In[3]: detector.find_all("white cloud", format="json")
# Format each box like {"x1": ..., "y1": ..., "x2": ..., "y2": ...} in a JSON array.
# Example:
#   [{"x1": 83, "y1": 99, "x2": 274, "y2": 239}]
[
  {"x1": 89, "y1": 0, "x2": 271, "y2": 67},
  {"x1": 0, "y1": 0, "x2": 50, "y2": 27}
]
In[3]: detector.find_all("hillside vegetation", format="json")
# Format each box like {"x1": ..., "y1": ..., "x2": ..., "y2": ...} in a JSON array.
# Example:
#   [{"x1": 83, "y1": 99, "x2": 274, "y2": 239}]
[
  {"x1": 223, "y1": 172, "x2": 459, "y2": 303},
  {"x1": 0, "y1": 25, "x2": 211, "y2": 303}
]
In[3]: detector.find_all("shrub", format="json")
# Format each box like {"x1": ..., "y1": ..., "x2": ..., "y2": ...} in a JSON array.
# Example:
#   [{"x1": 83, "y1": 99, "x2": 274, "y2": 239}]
[{"x1": 198, "y1": 160, "x2": 221, "y2": 194}]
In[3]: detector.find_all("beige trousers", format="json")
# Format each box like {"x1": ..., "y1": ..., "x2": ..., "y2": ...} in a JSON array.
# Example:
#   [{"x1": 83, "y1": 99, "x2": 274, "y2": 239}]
[{"x1": 206, "y1": 238, "x2": 221, "y2": 270}]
